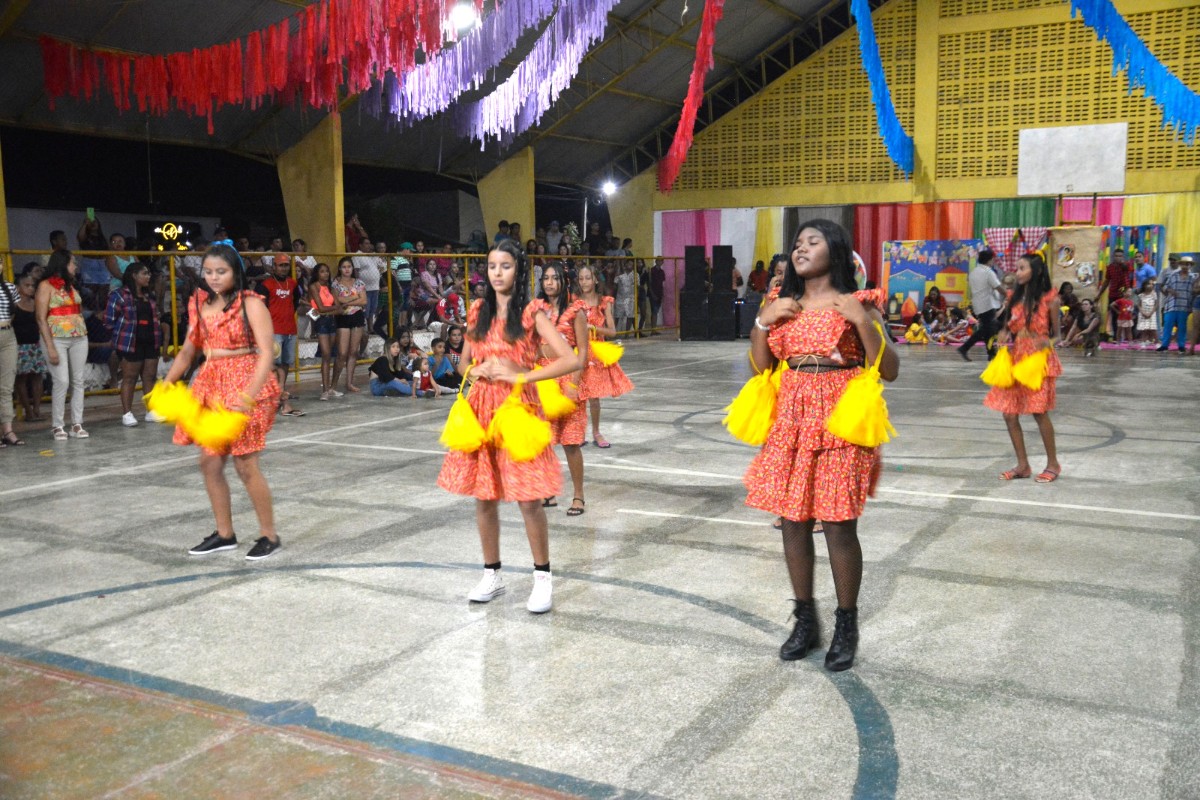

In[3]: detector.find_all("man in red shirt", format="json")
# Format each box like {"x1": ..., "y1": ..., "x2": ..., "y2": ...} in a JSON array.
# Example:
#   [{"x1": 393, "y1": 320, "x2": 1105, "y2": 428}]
[
  {"x1": 257, "y1": 259, "x2": 305, "y2": 416},
  {"x1": 431, "y1": 292, "x2": 465, "y2": 340}
]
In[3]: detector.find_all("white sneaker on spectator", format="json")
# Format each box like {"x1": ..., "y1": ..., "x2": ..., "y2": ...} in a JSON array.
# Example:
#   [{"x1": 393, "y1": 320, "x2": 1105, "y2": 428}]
[
  {"x1": 319, "y1": 391, "x2": 331, "y2": 401},
  {"x1": 330, "y1": 389, "x2": 345, "y2": 398},
  {"x1": 144, "y1": 410, "x2": 164, "y2": 423},
  {"x1": 527, "y1": 571, "x2": 553, "y2": 613},
  {"x1": 122, "y1": 412, "x2": 138, "y2": 427},
  {"x1": 467, "y1": 568, "x2": 505, "y2": 603}
]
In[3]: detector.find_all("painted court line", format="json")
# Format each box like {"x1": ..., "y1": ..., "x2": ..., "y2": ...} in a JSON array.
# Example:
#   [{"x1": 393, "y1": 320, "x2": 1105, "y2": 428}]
[
  {"x1": 0, "y1": 408, "x2": 444, "y2": 498},
  {"x1": 617, "y1": 509, "x2": 765, "y2": 527},
  {"x1": 623, "y1": 354, "x2": 738, "y2": 377}
]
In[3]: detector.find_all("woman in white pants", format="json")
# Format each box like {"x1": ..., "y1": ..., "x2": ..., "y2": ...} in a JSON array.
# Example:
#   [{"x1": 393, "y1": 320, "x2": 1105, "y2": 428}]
[{"x1": 36, "y1": 251, "x2": 90, "y2": 440}]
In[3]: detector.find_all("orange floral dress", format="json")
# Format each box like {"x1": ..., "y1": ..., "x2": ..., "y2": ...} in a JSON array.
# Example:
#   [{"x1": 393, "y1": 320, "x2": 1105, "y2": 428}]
[
  {"x1": 578, "y1": 296, "x2": 634, "y2": 400},
  {"x1": 984, "y1": 289, "x2": 1062, "y2": 415},
  {"x1": 173, "y1": 291, "x2": 280, "y2": 457},
  {"x1": 537, "y1": 298, "x2": 588, "y2": 447},
  {"x1": 744, "y1": 288, "x2": 886, "y2": 523},
  {"x1": 438, "y1": 299, "x2": 563, "y2": 501}
]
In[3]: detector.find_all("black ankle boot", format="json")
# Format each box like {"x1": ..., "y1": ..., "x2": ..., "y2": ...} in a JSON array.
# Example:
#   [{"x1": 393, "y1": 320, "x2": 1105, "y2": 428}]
[
  {"x1": 824, "y1": 607, "x2": 859, "y2": 672},
  {"x1": 780, "y1": 599, "x2": 820, "y2": 661}
]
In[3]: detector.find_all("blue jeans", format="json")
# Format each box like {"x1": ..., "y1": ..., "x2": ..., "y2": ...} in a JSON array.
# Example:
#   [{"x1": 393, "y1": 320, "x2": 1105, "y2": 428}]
[
  {"x1": 370, "y1": 377, "x2": 412, "y2": 396},
  {"x1": 366, "y1": 290, "x2": 380, "y2": 328},
  {"x1": 1160, "y1": 310, "x2": 1190, "y2": 349}
]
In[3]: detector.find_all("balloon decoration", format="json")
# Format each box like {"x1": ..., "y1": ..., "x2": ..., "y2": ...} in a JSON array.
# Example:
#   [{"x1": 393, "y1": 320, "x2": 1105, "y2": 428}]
[
  {"x1": 40, "y1": 0, "x2": 471, "y2": 133},
  {"x1": 657, "y1": 0, "x2": 726, "y2": 193},
  {"x1": 1070, "y1": 0, "x2": 1200, "y2": 143}
]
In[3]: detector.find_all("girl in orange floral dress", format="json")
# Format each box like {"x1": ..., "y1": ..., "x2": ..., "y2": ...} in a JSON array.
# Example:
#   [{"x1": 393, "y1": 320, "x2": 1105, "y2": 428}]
[
  {"x1": 162, "y1": 243, "x2": 283, "y2": 561},
  {"x1": 575, "y1": 263, "x2": 634, "y2": 448},
  {"x1": 536, "y1": 262, "x2": 589, "y2": 516},
  {"x1": 745, "y1": 219, "x2": 899, "y2": 672},
  {"x1": 437, "y1": 241, "x2": 580, "y2": 613},
  {"x1": 986, "y1": 252, "x2": 1062, "y2": 483}
]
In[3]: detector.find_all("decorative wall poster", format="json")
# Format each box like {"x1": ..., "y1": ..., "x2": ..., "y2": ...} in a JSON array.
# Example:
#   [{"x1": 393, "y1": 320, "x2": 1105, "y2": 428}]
[
  {"x1": 881, "y1": 239, "x2": 983, "y2": 325},
  {"x1": 1048, "y1": 227, "x2": 1104, "y2": 301}
]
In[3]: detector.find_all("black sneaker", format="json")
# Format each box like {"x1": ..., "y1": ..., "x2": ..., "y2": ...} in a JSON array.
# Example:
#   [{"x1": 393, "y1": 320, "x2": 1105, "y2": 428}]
[
  {"x1": 245, "y1": 536, "x2": 282, "y2": 561},
  {"x1": 189, "y1": 532, "x2": 237, "y2": 555}
]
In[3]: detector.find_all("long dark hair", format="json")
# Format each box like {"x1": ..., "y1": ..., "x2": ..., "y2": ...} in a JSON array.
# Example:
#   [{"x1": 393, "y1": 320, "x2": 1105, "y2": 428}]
[
  {"x1": 537, "y1": 261, "x2": 569, "y2": 320},
  {"x1": 1001, "y1": 252, "x2": 1052, "y2": 328},
  {"x1": 198, "y1": 243, "x2": 252, "y2": 342},
  {"x1": 779, "y1": 219, "x2": 857, "y2": 299},
  {"x1": 121, "y1": 262, "x2": 150, "y2": 297},
  {"x1": 45, "y1": 250, "x2": 78, "y2": 293},
  {"x1": 471, "y1": 239, "x2": 530, "y2": 343}
]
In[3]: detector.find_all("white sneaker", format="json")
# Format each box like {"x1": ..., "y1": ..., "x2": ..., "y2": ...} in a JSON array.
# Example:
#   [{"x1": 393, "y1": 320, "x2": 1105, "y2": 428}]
[
  {"x1": 121, "y1": 412, "x2": 138, "y2": 427},
  {"x1": 467, "y1": 568, "x2": 506, "y2": 603},
  {"x1": 144, "y1": 410, "x2": 164, "y2": 423},
  {"x1": 330, "y1": 389, "x2": 345, "y2": 398},
  {"x1": 526, "y1": 571, "x2": 553, "y2": 614}
]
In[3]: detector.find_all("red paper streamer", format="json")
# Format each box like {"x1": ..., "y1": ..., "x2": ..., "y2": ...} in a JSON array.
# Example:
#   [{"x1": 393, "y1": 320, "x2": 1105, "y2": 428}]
[
  {"x1": 657, "y1": 0, "x2": 726, "y2": 193},
  {"x1": 38, "y1": 0, "x2": 460, "y2": 131}
]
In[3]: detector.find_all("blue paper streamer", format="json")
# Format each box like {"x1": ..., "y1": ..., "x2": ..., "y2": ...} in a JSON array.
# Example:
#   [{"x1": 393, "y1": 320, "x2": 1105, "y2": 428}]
[
  {"x1": 1071, "y1": 0, "x2": 1200, "y2": 144},
  {"x1": 849, "y1": 0, "x2": 914, "y2": 175}
]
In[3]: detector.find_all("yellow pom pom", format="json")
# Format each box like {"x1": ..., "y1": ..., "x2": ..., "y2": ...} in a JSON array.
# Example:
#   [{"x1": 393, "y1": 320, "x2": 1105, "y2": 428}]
[
  {"x1": 826, "y1": 366, "x2": 896, "y2": 447},
  {"x1": 487, "y1": 386, "x2": 551, "y2": 462},
  {"x1": 979, "y1": 346, "x2": 1015, "y2": 388},
  {"x1": 440, "y1": 391, "x2": 488, "y2": 453},
  {"x1": 1012, "y1": 348, "x2": 1049, "y2": 390},
  {"x1": 722, "y1": 367, "x2": 780, "y2": 445},
  {"x1": 1060, "y1": 305, "x2": 1071, "y2": 316},
  {"x1": 189, "y1": 403, "x2": 249, "y2": 451},
  {"x1": 590, "y1": 339, "x2": 623, "y2": 366},
  {"x1": 145, "y1": 382, "x2": 202, "y2": 426},
  {"x1": 532, "y1": 369, "x2": 576, "y2": 420}
]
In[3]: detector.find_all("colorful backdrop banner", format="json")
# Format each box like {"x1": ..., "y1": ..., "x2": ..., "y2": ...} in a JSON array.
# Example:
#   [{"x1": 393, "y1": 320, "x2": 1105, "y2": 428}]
[{"x1": 881, "y1": 239, "x2": 982, "y2": 323}]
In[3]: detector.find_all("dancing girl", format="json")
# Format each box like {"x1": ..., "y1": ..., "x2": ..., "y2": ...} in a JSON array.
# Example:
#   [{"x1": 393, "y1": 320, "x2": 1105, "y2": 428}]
[
  {"x1": 161, "y1": 242, "x2": 283, "y2": 560},
  {"x1": 437, "y1": 241, "x2": 581, "y2": 613},
  {"x1": 745, "y1": 219, "x2": 899, "y2": 672},
  {"x1": 987, "y1": 252, "x2": 1062, "y2": 483},
  {"x1": 575, "y1": 263, "x2": 633, "y2": 448},
  {"x1": 536, "y1": 262, "x2": 589, "y2": 516}
]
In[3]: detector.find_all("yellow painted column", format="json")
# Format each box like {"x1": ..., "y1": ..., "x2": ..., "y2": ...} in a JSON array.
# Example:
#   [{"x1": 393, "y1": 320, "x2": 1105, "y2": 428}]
[
  {"x1": 0, "y1": 136, "x2": 11, "y2": 281},
  {"x1": 607, "y1": 170, "x2": 656, "y2": 258},
  {"x1": 478, "y1": 147, "x2": 536, "y2": 249},
  {"x1": 911, "y1": 0, "x2": 940, "y2": 203},
  {"x1": 277, "y1": 112, "x2": 345, "y2": 256}
]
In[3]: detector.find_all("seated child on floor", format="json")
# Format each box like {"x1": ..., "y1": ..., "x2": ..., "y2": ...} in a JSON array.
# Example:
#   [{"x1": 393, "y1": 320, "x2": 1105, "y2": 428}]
[
  {"x1": 427, "y1": 338, "x2": 461, "y2": 390},
  {"x1": 369, "y1": 338, "x2": 414, "y2": 396},
  {"x1": 411, "y1": 355, "x2": 449, "y2": 398},
  {"x1": 1060, "y1": 298, "x2": 1100, "y2": 356},
  {"x1": 904, "y1": 320, "x2": 930, "y2": 344},
  {"x1": 942, "y1": 307, "x2": 973, "y2": 345}
]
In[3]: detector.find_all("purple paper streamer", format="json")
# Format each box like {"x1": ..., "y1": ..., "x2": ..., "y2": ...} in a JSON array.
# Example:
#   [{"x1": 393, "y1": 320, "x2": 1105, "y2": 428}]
[
  {"x1": 458, "y1": 0, "x2": 620, "y2": 144},
  {"x1": 384, "y1": 0, "x2": 558, "y2": 123}
]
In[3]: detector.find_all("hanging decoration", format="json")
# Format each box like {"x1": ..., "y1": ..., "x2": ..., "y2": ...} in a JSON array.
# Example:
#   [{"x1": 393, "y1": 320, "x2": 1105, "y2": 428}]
[
  {"x1": 1070, "y1": 0, "x2": 1200, "y2": 143},
  {"x1": 456, "y1": 0, "x2": 620, "y2": 143},
  {"x1": 657, "y1": 0, "x2": 725, "y2": 193},
  {"x1": 40, "y1": 0, "x2": 469, "y2": 134},
  {"x1": 849, "y1": 0, "x2": 913, "y2": 175},
  {"x1": 384, "y1": 0, "x2": 558, "y2": 124}
]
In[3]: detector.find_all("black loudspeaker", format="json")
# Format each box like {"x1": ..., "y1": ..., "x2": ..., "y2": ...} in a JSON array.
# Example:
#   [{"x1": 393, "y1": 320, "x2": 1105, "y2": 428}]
[
  {"x1": 679, "y1": 291, "x2": 708, "y2": 340},
  {"x1": 737, "y1": 294, "x2": 760, "y2": 337},
  {"x1": 684, "y1": 246, "x2": 707, "y2": 292},
  {"x1": 710, "y1": 245, "x2": 733, "y2": 293},
  {"x1": 707, "y1": 290, "x2": 736, "y2": 340}
]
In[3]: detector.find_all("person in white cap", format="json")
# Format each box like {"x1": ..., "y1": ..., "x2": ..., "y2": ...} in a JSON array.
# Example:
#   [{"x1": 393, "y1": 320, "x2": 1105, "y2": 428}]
[{"x1": 1157, "y1": 255, "x2": 1194, "y2": 352}]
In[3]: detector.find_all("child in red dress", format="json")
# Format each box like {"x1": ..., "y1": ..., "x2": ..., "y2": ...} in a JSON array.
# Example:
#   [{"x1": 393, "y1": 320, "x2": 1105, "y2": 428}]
[
  {"x1": 437, "y1": 241, "x2": 580, "y2": 613},
  {"x1": 575, "y1": 264, "x2": 634, "y2": 448},
  {"x1": 745, "y1": 219, "x2": 899, "y2": 672},
  {"x1": 162, "y1": 242, "x2": 283, "y2": 560},
  {"x1": 536, "y1": 262, "x2": 590, "y2": 516},
  {"x1": 986, "y1": 252, "x2": 1062, "y2": 483}
]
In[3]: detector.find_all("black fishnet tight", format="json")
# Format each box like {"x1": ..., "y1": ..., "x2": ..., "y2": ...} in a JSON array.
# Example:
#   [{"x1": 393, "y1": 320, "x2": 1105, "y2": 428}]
[{"x1": 781, "y1": 518, "x2": 862, "y2": 609}]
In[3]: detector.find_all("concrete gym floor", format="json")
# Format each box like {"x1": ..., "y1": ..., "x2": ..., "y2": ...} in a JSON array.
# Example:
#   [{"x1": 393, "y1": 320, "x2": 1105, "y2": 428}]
[{"x1": 0, "y1": 338, "x2": 1197, "y2": 799}]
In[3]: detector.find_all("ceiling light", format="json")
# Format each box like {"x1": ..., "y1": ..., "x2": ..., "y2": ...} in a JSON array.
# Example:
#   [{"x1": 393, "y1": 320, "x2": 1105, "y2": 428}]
[
  {"x1": 602, "y1": 181, "x2": 617, "y2": 196},
  {"x1": 449, "y1": 2, "x2": 478, "y2": 31}
]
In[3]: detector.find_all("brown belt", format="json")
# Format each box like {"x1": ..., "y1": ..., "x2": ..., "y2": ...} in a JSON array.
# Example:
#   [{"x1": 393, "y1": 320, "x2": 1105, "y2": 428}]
[{"x1": 786, "y1": 359, "x2": 861, "y2": 372}]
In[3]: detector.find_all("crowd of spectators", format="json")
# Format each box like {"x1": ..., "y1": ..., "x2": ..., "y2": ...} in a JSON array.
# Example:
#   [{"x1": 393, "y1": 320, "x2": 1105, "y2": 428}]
[{"x1": 0, "y1": 210, "x2": 671, "y2": 443}]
